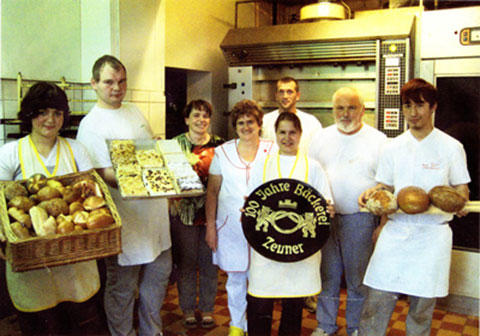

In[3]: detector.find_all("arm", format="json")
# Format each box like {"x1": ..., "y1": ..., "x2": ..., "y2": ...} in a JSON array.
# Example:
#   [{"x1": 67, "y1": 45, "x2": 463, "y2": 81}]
[
  {"x1": 205, "y1": 174, "x2": 222, "y2": 251},
  {"x1": 358, "y1": 183, "x2": 394, "y2": 208},
  {"x1": 453, "y1": 183, "x2": 470, "y2": 217},
  {"x1": 96, "y1": 167, "x2": 117, "y2": 188}
]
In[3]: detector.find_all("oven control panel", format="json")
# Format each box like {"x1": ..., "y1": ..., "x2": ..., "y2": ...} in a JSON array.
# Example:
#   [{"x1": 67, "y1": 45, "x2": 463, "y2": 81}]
[{"x1": 460, "y1": 27, "x2": 480, "y2": 45}]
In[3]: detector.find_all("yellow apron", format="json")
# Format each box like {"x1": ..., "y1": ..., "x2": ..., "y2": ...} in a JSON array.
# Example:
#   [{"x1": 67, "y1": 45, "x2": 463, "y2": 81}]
[
  {"x1": 7, "y1": 136, "x2": 100, "y2": 312},
  {"x1": 248, "y1": 154, "x2": 322, "y2": 298}
]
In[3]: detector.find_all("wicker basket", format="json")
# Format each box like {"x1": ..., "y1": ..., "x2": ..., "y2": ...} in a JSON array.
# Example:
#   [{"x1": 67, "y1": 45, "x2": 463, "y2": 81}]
[{"x1": 0, "y1": 170, "x2": 122, "y2": 272}]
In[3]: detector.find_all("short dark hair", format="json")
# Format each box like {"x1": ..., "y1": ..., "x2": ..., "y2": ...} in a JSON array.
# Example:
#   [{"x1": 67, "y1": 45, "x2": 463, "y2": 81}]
[
  {"x1": 274, "y1": 112, "x2": 302, "y2": 134},
  {"x1": 183, "y1": 99, "x2": 213, "y2": 118},
  {"x1": 401, "y1": 78, "x2": 437, "y2": 107},
  {"x1": 277, "y1": 77, "x2": 299, "y2": 92},
  {"x1": 92, "y1": 55, "x2": 127, "y2": 82},
  {"x1": 18, "y1": 82, "x2": 70, "y2": 133},
  {"x1": 230, "y1": 99, "x2": 263, "y2": 129}
]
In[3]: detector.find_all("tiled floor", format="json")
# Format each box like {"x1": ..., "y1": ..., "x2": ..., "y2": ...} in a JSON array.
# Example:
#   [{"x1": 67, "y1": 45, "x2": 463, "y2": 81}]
[
  {"x1": 161, "y1": 272, "x2": 479, "y2": 336},
  {"x1": 0, "y1": 271, "x2": 478, "y2": 335}
]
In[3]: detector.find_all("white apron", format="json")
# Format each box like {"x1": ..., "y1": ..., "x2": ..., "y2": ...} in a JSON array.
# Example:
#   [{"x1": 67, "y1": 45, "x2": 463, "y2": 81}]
[
  {"x1": 363, "y1": 220, "x2": 452, "y2": 298},
  {"x1": 7, "y1": 136, "x2": 100, "y2": 312},
  {"x1": 248, "y1": 154, "x2": 322, "y2": 298},
  {"x1": 213, "y1": 140, "x2": 273, "y2": 272}
]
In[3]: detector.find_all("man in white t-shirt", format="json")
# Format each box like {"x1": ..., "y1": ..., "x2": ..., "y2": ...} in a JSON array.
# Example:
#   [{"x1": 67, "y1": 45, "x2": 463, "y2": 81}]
[
  {"x1": 310, "y1": 88, "x2": 387, "y2": 336},
  {"x1": 77, "y1": 55, "x2": 171, "y2": 336},
  {"x1": 358, "y1": 79, "x2": 470, "y2": 336},
  {"x1": 261, "y1": 77, "x2": 322, "y2": 154}
]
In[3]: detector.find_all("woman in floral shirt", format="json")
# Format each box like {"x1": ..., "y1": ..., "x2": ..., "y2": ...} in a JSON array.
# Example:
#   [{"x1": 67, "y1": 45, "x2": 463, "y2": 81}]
[{"x1": 170, "y1": 99, "x2": 224, "y2": 329}]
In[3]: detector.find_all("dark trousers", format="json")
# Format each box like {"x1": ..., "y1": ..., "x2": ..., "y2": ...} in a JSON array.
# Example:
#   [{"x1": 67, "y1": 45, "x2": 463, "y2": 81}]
[
  {"x1": 247, "y1": 294, "x2": 304, "y2": 336},
  {"x1": 16, "y1": 294, "x2": 106, "y2": 335}
]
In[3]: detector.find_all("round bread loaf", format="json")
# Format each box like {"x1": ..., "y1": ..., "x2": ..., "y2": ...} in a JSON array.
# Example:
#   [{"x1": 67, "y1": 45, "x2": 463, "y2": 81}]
[
  {"x1": 365, "y1": 189, "x2": 397, "y2": 216},
  {"x1": 397, "y1": 186, "x2": 430, "y2": 214},
  {"x1": 428, "y1": 186, "x2": 466, "y2": 213}
]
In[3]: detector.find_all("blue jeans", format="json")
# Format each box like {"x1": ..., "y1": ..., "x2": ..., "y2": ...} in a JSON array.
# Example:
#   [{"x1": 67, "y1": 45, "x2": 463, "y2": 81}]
[
  {"x1": 171, "y1": 217, "x2": 218, "y2": 314},
  {"x1": 316, "y1": 213, "x2": 377, "y2": 335},
  {"x1": 359, "y1": 287, "x2": 436, "y2": 336},
  {"x1": 104, "y1": 249, "x2": 172, "y2": 336}
]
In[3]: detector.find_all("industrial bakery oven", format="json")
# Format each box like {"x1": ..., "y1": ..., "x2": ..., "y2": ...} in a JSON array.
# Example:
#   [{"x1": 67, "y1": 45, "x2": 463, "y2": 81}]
[{"x1": 220, "y1": 8, "x2": 417, "y2": 137}]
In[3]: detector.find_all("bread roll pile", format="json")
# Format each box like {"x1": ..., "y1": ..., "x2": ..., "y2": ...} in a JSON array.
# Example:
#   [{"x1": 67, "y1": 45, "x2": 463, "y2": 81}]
[{"x1": 4, "y1": 174, "x2": 115, "y2": 239}]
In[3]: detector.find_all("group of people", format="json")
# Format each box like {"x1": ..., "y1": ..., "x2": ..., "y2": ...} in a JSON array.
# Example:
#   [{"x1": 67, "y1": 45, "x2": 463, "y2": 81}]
[{"x1": 0, "y1": 53, "x2": 470, "y2": 336}]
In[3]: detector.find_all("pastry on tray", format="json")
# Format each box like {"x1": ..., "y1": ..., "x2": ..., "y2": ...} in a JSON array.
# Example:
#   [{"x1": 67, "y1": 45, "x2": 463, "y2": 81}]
[
  {"x1": 135, "y1": 149, "x2": 164, "y2": 168},
  {"x1": 142, "y1": 168, "x2": 177, "y2": 196},
  {"x1": 156, "y1": 139, "x2": 182, "y2": 154},
  {"x1": 118, "y1": 175, "x2": 149, "y2": 197}
]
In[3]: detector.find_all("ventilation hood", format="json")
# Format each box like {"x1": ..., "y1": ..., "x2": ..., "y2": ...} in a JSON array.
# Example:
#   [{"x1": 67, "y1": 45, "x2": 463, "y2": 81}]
[{"x1": 220, "y1": 10, "x2": 415, "y2": 66}]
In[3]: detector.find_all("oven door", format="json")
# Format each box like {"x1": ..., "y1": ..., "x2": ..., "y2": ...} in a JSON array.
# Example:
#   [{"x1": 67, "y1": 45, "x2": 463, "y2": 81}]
[{"x1": 423, "y1": 58, "x2": 480, "y2": 252}]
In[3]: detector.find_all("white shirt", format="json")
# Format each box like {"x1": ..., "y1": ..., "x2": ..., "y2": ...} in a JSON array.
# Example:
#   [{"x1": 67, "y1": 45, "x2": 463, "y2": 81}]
[
  {"x1": 309, "y1": 124, "x2": 387, "y2": 214},
  {"x1": 0, "y1": 136, "x2": 99, "y2": 311},
  {"x1": 363, "y1": 128, "x2": 471, "y2": 297},
  {"x1": 261, "y1": 109, "x2": 322, "y2": 154},
  {"x1": 209, "y1": 139, "x2": 274, "y2": 272},
  {"x1": 77, "y1": 103, "x2": 171, "y2": 266}
]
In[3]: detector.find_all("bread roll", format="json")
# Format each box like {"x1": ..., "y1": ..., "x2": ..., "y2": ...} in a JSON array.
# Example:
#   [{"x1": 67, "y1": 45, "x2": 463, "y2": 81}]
[
  {"x1": 26, "y1": 174, "x2": 47, "y2": 194},
  {"x1": 83, "y1": 196, "x2": 106, "y2": 211},
  {"x1": 37, "y1": 186, "x2": 62, "y2": 202},
  {"x1": 428, "y1": 186, "x2": 466, "y2": 213},
  {"x1": 29, "y1": 206, "x2": 49, "y2": 236},
  {"x1": 38, "y1": 198, "x2": 69, "y2": 217},
  {"x1": 8, "y1": 207, "x2": 32, "y2": 228},
  {"x1": 63, "y1": 187, "x2": 83, "y2": 204},
  {"x1": 8, "y1": 196, "x2": 35, "y2": 212},
  {"x1": 11, "y1": 221, "x2": 31, "y2": 239},
  {"x1": 87, "y1": 208, "x2": 115, "y2": 229},
  {"x1": 4, "y1": 182, "x2": 28, "y2": 200},
  {"x1": 47, "y1": 179, "x2": 65, "y2": 194},
  {"x1": 57, "y1": 215, "x2": 74, "y2": 234},
  {"x1": 365, "y1": 189, "x2": 397, "y2": 216},
  {"x1": 69, "y1": 201, "x2": 84, "y2": 214},
  {"x1": 397, "y1": 186, "x2": 430, "y2": 214},
  {"x1": 72, "y1": 178, "x2": 103, "y2": 198},
  {"x1": 72, "y1": 210, "x2": 89, "y2": 228}
]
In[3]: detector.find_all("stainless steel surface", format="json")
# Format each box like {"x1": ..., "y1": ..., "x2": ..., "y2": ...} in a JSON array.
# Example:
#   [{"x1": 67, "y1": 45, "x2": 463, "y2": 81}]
[
  {"x1": 421, "y1": 6, "x2": 480, "y2": 59},
  {"x1": 221, "y1": 11, "x2": 415, "y2": 65}
]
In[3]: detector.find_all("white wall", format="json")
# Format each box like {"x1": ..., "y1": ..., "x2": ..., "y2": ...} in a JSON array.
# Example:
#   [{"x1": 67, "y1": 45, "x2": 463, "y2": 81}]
[
  {"x1": 165, "y1": 0, "x2": 237, "y2": 138},
  {"x1": 118, "y1": 0, "x2": 165, "y2": 136},
  {"x1": 80, "y1": 0, "x2": 117, "y2": 82},
  {"x1": 1, "y1": 0, "x2": 82, "y2": 81}
]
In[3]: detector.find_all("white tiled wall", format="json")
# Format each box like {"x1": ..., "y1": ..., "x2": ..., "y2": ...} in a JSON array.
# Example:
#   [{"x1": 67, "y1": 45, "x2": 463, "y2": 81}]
[{"x1": 0, "y1": 77, "x2": 166, "y2": 144}]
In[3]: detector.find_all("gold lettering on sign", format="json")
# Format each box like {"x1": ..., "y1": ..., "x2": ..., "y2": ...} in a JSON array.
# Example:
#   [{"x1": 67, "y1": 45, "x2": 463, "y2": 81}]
[{"x1": 261, "y1": 236, "x2": 305, "y2": 255}]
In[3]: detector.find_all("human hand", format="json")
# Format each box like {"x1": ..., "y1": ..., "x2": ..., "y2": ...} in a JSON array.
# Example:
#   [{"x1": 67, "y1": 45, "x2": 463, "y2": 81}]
[
  {"x1": 326, "y1": 200, "x2": 335, "y2": 219},
  {"x1": 205, "y1": 225, "x2": 218, "y2": 251}
]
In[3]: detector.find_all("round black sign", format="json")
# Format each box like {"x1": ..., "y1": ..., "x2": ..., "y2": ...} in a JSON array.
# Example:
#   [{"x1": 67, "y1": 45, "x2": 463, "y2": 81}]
[{"x1": 241, "y1": 178, "x2": 330, "y2": 262}]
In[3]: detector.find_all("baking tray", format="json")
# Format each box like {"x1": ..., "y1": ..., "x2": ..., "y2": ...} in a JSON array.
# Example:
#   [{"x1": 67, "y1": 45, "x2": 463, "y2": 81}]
[{"x1": 107, "y1": 139, "x2": 205, "y2": 200}]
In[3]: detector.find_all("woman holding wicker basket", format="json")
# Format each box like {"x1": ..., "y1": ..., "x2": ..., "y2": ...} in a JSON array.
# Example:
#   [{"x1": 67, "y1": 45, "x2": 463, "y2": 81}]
[{"x1": 0, "y1": 82, "x2": 104, "y2": 335}]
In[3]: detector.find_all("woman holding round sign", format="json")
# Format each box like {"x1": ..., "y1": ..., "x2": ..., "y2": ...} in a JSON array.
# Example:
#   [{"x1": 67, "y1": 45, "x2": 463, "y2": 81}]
[
  {"x1": 205, "y1": 100, "x2": 274, "y2": 336},
  {"x1": 244, "y1": 112, "x2": 334, "y2": 336}
]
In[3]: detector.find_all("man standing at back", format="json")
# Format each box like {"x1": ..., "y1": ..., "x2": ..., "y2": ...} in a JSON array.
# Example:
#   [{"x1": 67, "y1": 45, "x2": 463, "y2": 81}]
[
  {"x1": 262, "y1": 77, "x2": 322, "y2": 153},
  {"x1": 309, "y1": 87, "x2": 387, "y2": 336},
  {"x1": 77, "y1": 55, "x2": 172, "y2": 336}
]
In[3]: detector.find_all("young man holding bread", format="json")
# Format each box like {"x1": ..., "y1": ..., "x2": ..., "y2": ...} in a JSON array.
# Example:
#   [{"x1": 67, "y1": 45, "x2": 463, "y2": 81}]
[
  {"x1": 309, "y1": 87, "x2": 387, "y2": 336},
  {"x1": 77, "y1": 55, "x2": 171, "y2": 336},
  {"x1": 357, "y1": 78, "x2": 470, "y2": 336}
]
